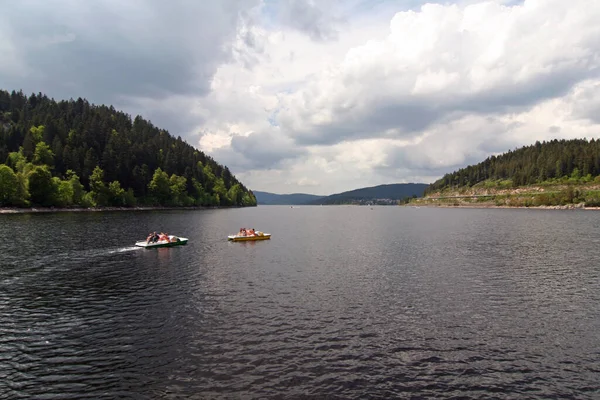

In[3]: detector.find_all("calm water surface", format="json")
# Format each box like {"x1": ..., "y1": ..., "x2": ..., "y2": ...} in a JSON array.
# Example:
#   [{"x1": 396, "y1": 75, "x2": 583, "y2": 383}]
[{"x1": 1, "y1": 206, "x2": 599, "y2": 399}]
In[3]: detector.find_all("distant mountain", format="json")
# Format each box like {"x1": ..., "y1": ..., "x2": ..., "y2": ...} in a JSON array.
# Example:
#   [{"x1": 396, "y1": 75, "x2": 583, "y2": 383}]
[
  {"x1": 255, "y1": 183, "x2": 428, "y2": 206},
  {"x1": 312, "y1": 183, "x2": 428, "y2": 205},
  {"x1": 253, "y1": 191, "x2": 325, "y2": 205}
]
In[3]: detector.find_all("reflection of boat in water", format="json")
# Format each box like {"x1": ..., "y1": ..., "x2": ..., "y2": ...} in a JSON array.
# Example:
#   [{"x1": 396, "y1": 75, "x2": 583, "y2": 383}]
[
  {"x1": 135, "y1": 235, "x2": 188, "y2": 248},
  {"x1": 228, "y1": 231, "x2": 271, "y2": 242}
]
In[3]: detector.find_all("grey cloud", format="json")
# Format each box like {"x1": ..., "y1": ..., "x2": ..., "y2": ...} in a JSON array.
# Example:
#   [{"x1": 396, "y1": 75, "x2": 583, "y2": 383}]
[
  {"x1": 231, "y1": 9, "x2": 269, "y2": 69},
  {"x1": 466, "y1": 66, "x2": 599, "y2": 113},
  {"x1": 287, "y1": 60, "x2": 600, "y2": 147},
  {"x1": 475, "y1": 135, "x2": 523, "y2": 155},
  {"x1": 377, "y1": 121, "x2": 523, "y2": 181},
  {"x1": 549, "y1": 126, "x2": 561, "y2": 133},
  {"x1": 377, "y1": 147, "x2": 485, "y2": 182},
  {"x1": 287, "y1": 99, "x2": 448, "y2": 146},
  {"x1": 571, "y1": 81, "x2": 600, "y2": 124},
  {"x1": 280, "y1": 0, "x2": 600, "y2": 148},
  {"x1": 279, "y1": 0, "x2": 340, "y2": 41},
  {"x1": 116, "y1": 96, "x2": 205, "y2": 138},
  {"x1": 374, "y1": 164, "x2": 455, "y2": 184},
  {"x1": 212, "y1": 130, "x2": 306, "y2": 172},
  {"x1": 0, "y1": 0, "x2": 258, "y2": 125}
]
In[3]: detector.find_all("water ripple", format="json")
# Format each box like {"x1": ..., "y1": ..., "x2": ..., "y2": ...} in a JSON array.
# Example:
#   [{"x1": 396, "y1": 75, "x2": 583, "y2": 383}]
[{"x1": 1, "y1": 208, "x2": 600, "y2": 399}]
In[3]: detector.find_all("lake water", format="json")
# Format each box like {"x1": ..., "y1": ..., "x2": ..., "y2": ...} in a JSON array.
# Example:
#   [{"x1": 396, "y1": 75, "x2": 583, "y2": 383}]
[{"x1": 1, "y1": 206, "x2": 599, "y2": 399}]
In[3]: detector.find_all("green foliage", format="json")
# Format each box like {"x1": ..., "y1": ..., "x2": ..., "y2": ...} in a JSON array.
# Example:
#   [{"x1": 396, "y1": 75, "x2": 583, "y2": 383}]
[
  {"x1": 33, "y1": 142, "x2": 54, "y2": 166},
  {"x1": 22, "y1": 131, "x2": 36, "y2": 160},
  {"x1": 169, "y1": 174, "x2": 187, "y2": 206},
  {"x1": 28, "y1": 165, "x2": 56, "y2": 206},
  {"x1": 532, "y1": 193, "x2": 551, "y2": 207},
  {"x1": 108, "y1": 181, "x2": 125, "y2": 206},
  {"x1": 0, "y1": 164, "x2": 18, "y2": 205},
  {"x1": 67, "y1": 170, "x2": 85, "y2": 204},
  {"x1": 426, "y1": 139, "x2": 600, "y2": 195},
  {"x1": 89, "y1": 166, "x2": 109, "y2": 206},
  {"x1": 81, "y1": 192, "x2": 96, "y2": 207},
  {"x1": 227, "y1": 183, "x2": 243, "y2": 206},
  {"x1": 191, "y1": 178, "x2": 205, "y2": 205},
  {"x1": 123, "y1": 188, "x2": 137, "y2": 207},
  {"x1": 213, "y1": 177, "x2": 229, "y2": 206},
  {"x1": 30, "y1": 125, "x2": 44, "y2": 143},
  {"x1": 14, "y1": 172, "x2": 30, "y2": 206},
  {"x1": 480, "y1": 179, "x2": 513, "y2": 189},
  {"x1": 7, "y1": 148, "x2": 27, "y2": 172},
  {"x1": 583, "y1": 190, "x2": 600, "y2": 207},
  {"x1": 0, "y1": 89, "x2": 255, "y2": 209},
  {"x1": 149, "y1": 167, "x2": 170, "y2": 205},
  {"x1": 54, "y1": 177, "x2": 74, "y2": 207},
  {"x1": 203, "y1": 164, "x2": 216, "y2": 193},
  {"x1": 243, "y1": 192, "x2": 257, "y2": 206}
]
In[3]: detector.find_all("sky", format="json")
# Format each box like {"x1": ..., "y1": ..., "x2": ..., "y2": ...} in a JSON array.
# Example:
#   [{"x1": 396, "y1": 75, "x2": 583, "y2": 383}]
[{"x1": 2, "y1": 0, "x2": 600, "y2": 195}]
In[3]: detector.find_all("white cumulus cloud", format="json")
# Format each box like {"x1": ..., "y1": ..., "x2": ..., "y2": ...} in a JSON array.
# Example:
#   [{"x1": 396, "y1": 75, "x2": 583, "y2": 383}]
[
  {"x1": 199, "y1": 0, "x2": 600, "y2": 194},
  {"x1": 3, "y1": 0, "x2": 600, "y2": 195}
]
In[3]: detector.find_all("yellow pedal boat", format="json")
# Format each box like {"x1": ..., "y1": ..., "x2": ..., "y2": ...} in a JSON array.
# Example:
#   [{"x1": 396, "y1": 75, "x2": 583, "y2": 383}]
[{"x1": 228, "y1": 231, "x2": 271, "y2": 241}]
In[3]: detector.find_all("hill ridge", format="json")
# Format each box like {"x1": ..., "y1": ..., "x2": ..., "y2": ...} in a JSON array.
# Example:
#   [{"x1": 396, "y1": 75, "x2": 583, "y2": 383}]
[
  {"x1": 0, "y1": 89, "x2": 256, "y2": 208},
  {"x1": 416, "y1": 138, "x2": 600, "y2": 208},
  {"x1": 255, "y1": 183, "x2": 428, "y2": 205}
]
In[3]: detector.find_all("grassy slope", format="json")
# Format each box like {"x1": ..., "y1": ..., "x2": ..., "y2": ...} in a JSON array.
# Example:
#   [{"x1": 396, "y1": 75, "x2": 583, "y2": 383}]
[{"x1": 412, "y1": 177, "x2": 600, "y2": 209}]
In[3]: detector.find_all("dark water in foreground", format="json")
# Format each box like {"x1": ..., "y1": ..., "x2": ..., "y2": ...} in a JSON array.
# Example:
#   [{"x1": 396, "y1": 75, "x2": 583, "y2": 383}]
[{"x1": 1, "y1": 206, "x2": 599, "y2": 399}]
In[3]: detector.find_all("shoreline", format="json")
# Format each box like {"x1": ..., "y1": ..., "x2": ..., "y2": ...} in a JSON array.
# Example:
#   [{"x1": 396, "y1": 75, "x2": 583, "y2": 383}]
[
  {"x1": 0, "y1": 205, "x2": 239, "y2": 214},
  {"x1": 407, "y1": 203, "x2": 600, "y2": 210}
]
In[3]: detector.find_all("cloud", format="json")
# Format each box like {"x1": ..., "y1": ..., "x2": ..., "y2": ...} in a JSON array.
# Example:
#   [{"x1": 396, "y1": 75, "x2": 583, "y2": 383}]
[
  {"x1": 0, "y1": 0, "x2": 259, "y2": 104},
  {"x1": 295, "y1": 177, "x2": 319, "y2": 187},
  {"x1": 281, "y1": 0, "x2": 340, "y2": 41},
  {"x1": 211, "y1": 129, "x2": 306, "y2": 171},
  {"x1": 263, "y1": 0, "x2": 342, "y2": 41},
  {"x1": 570, "y1": 80, "x2": 600, "y2": 124},
  {"x1": 194, "y1": 0, "x2": 600, "y2": 194},
  {"x1": 3, "y1": 0, "x2": 600, "y2": 195},
  {"x1": 278, "y1": 0, "x2": 600, "y2": 146},
  {"x1": 378, "y1": 88, "x2": 600, "y2": 182},
  {"x1": 117, "y1": 94, "x2": 209, "y2": 139}
]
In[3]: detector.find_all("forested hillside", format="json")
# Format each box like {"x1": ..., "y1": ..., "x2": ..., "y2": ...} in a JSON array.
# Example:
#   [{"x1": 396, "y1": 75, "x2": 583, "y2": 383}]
[
  {"x1": 0, "y1": 90, "x2": 256, "y2": 208},
  {"x1": 311, "y1": 183, "x2": 428, "y2": 205},
  {"x1": 425, "y1": 139, "x2": 600, "y2": 195},
  {"x1": 253, "y1": 191, "x2": 324, "y2": 205}
]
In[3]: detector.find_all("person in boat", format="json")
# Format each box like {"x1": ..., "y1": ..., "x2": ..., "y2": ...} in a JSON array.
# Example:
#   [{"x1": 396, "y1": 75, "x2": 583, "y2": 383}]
[
  {"x1": 159, "y1": 232, "x2": 170, "y2": 242},
  {"x1": 239, "y1": 228, "x2": 247, "y2": 236},
  {"x1": 248, "y1": 228, "x2": 255, "y2": 236},
  {"x1": 147, "y1": 231, "x2": 159, "y2": 243}
]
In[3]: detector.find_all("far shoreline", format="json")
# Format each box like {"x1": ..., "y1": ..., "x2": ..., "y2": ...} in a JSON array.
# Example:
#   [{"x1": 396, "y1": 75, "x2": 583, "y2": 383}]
[
  {"x1": 0, "y1": 205, "x2": 247, "y2": 214},
  {"x1": 405, "y1": 203, "x2": 600, "y2": 210}
]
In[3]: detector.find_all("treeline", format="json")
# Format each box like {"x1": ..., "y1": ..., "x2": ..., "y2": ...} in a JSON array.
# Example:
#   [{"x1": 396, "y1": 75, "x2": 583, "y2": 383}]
[
  {"x1": 308, "y1": 183, "x2": 427, "y2": 205},
  {"x1": 426, "y1": 139, "x2": 600, "y2": 194},
  {"x1": 0, "y1": 90, "x2": 256, "y2": 208}
]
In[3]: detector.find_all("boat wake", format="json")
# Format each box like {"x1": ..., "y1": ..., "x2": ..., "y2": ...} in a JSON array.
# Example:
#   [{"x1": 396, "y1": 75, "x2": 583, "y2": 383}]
[
  {"x1": 108, "y1": 246, "x2": 142, "y2": 254},
  {"x1": 2, "y1": 245, "x2": 144, "y2": 286}
]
